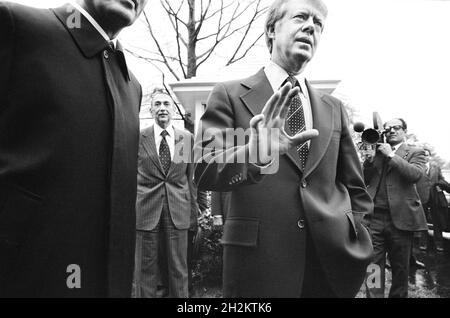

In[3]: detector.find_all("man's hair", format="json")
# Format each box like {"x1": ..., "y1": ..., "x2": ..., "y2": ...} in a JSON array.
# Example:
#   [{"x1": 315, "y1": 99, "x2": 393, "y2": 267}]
[
  {"x1": 150, "y1": 88, "x2": 169, "y2": 101},
  {"x1": 264, "y1": 0, "x2": 289, "y2": 54},
  {"x1": 384, "y1": 118, "x2": 407, "y2": 130},
  {"x1": 395, "y1": 118, "x2": 407, "y2": 130},
  {"x1": 150, "y1": 88, "x2": 173, "y2": 107},
  {"x1": 264, "y1": 0, "x2": 328, "y2": 54}
]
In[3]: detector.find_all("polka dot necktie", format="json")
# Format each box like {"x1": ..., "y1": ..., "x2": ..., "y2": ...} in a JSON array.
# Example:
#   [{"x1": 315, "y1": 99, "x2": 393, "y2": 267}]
[
  {"x1": 285, "y1": 76, "x2": 308, "y2": 170},
  {"x1": 159, "y1": 130, "x2": 171, "y2": 174}
]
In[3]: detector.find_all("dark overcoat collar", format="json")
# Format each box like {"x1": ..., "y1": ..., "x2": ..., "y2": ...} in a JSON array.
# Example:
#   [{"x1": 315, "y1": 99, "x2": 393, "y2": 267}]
[{"x1": 52, "y1": 4, "x2": 131, "y2": 80}]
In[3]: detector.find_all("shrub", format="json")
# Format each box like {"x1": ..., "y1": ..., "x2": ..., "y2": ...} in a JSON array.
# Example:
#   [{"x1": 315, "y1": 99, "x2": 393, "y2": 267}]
[{"x1": 192, "y1": 207, "x2": 223, "y2": 288}]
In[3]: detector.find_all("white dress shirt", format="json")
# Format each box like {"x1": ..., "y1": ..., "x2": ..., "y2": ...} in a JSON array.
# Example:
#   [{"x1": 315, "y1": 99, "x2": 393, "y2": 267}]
[
  {"x1": 154, "y1": 124, "x2": 175, "y2": 161},
  {"x1": 71, "y1": 1, "x2": 118, "y2": 48},
  {"x1": 264, "y1": 61, "x2": 313, "y2": 132},
  {"x1": 392, "y1": 142, "x2": 403, "y2": 152}
]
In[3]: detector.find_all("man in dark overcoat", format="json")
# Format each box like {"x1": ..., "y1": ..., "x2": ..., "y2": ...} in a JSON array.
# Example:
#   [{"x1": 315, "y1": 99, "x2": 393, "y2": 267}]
[{"x1": 0, "y1": 0, "x2": 148, "y2": 297}]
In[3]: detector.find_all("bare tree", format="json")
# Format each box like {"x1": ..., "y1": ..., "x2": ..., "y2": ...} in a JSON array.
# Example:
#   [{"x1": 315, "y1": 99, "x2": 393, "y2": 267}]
[{"x1": 129, "y1": 0, "x2": 268, "y2": 81}]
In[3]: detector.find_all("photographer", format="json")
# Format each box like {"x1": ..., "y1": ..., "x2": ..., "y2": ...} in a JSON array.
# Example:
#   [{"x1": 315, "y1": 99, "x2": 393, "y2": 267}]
[{"x1": 363, "y1": 118, "x2": 427, "y2": 298}]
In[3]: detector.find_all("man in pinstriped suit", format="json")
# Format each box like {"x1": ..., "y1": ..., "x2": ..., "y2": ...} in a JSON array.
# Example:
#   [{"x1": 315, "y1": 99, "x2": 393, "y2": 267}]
[{"x1": 134, "y1": 89, "x2": 199, "y2": 298}]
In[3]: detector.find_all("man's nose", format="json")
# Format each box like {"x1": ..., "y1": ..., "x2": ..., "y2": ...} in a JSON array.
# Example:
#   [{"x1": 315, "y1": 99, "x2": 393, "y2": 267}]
[{"x1": 301, "y1": 16, "x2": 315, "y2": 35}]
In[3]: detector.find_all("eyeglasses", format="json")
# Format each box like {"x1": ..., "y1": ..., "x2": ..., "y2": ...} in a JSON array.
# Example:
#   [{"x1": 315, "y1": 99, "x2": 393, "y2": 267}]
[{"x1": 384, "y1": 125, "x2": 403, "y2": 132}]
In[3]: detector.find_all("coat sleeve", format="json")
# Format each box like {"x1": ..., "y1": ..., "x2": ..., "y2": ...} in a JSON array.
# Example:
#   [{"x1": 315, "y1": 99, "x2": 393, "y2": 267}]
[
  {"x1": 337, "y1": 103, "x2": 374, "y2": 217},
  {"x1": 388, "y1": 148, "x2": 426, "y2": 183},
  {"x1": 193, "y1": 82, "x2": 264, "y2": 191},
  {"x1": 0, "y1": 2, "x2": 14, "y2": 109},
  {"x1": 187, "y1": 133, "x2": 199, "y2": 230}
]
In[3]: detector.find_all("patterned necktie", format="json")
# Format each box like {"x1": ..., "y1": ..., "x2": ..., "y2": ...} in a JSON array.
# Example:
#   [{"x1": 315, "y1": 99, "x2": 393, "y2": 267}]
[
  {"x1": 159, "y1": 130, "x2": 171, "y2": 174},
  {"x1": 285, "y1": 76, "x2": 308, "y2": 170}
]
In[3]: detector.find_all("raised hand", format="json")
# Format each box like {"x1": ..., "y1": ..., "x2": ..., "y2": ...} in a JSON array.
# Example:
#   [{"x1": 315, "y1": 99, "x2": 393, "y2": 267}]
[{"x1": 248, "y1": 82, "x2": 319, "y2": 165}]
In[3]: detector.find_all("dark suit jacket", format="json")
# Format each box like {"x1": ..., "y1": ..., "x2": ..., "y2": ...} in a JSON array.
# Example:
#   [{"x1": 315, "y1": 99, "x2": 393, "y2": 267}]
[
  {"x1": 136, "y1": 125, "x2": 198, "y2": 231},
  {"x1": 194, "y1": 69, "x2": 373, "y2": 297},
  {"x1": 0, "y1": 3, "x2": 141, "y2": 297},
  {"x1": 364, "y1": 144, "x2": 427, "y2": 231}
]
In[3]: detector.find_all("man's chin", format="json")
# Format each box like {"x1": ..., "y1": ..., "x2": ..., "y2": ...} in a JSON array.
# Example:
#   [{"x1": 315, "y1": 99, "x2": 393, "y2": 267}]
[
  {"x1": 106, "y1": 7, "x2": 136, "y2": 26},
  {"x1": 289, "y1": 50, "x2": 312, "y2": 65},
  {"x1": 387, "y1": 138, "x2": 400, "y2": 145}
]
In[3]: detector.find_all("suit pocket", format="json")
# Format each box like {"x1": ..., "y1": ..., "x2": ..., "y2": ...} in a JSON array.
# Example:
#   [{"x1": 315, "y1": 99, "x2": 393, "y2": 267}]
[
  {"x1": 0, "y1": 184, "x2": 43, "y2": 277},
  {"x1": 221, "y1": 217, "x2": 259, "y2": 247}
]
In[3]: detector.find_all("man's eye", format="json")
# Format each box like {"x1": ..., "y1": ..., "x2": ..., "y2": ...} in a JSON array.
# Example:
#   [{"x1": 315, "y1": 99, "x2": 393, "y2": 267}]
[
  {"x1": 294, "y1": 14, "x2": 308, "y2": 21},
  {"x1": 314, "y1": 19, "x2": 323, "y2": 29}
]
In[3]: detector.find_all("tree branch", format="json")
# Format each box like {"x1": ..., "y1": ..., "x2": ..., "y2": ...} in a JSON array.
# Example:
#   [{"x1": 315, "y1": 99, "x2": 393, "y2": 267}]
[
  {"x1": 226, "y1": 2, "x2": 265, "y2": 65},
  {"x1": 226, "y1": 33, "x2": 264, "y2": 66},
  {"x1": 143, "y1": 11, "x2": 181, "y2": 81}
]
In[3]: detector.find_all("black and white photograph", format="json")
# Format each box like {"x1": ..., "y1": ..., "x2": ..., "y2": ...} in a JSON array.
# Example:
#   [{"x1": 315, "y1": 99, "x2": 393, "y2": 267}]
[{"x1": 1, "y1": 0, "x2": 450, "y2": 302}]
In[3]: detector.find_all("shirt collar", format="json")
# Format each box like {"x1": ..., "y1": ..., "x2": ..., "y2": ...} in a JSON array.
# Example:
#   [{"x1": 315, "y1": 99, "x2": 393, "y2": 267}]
[
  {"x1": 154, "y1": 123, "x2": 175, "y2": 138},
  {"x1": 71, "y1": 1, "x2": 118, "y2": 48},
  {"x1": 264, "y1": 61, "x2": 307, "y2": 95},
  {"x1": 392, "y1": 142, "x2": 404, "y2": 152}
]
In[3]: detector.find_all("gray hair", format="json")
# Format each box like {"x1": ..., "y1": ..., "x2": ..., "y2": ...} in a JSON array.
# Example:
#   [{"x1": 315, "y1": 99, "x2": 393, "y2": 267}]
[
  {"x1": 264, "y1": 0, "x2": 328, "y2": 54},
  {"x1": 264, "y1": 0, "x2": 289, "y2": 54}
]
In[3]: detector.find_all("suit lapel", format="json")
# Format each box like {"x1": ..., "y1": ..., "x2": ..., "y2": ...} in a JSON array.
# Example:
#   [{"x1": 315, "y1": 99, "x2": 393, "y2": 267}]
[
  {"x1": 142, "y1": 126, "x2": 165, "y2": 175},
  {"x1": 167, "y1": 128, "x2": 185, "y2": 176},
  {"x1": 240, "y1": 68, "x2": 274, "y2": 117},
  {"x1": 303, "y1": 83, "x2": 334, "y2": 178}
]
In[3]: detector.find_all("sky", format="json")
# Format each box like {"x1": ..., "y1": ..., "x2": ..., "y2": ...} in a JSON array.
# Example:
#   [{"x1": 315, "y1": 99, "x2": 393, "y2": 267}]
[{"x1": 7, "y1": 0, "x2": 450, "y2": 161}]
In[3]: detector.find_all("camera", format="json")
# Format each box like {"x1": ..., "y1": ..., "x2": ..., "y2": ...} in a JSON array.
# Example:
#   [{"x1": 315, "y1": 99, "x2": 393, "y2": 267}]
[{"x1": 353, "y1": 112, "x2": 386, "y2": 146}]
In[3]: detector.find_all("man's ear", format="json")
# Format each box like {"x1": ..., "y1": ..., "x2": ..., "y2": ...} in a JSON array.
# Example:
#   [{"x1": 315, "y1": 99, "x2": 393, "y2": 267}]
[{"x1": 267, "y1": 25, "x2": 276, "y2": 39}]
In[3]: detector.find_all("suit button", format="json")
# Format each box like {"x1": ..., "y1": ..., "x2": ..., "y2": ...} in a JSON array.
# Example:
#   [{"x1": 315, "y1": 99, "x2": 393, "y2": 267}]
[
  {"x1": 103, "y1": 50, "x2": 109, "y2": 59},
  {"x1": 297, "y1": 219, "x2": 305, "y2": 229},
  {"x1": 301, "y1": 180, "x2": 307, "y2": 188}
]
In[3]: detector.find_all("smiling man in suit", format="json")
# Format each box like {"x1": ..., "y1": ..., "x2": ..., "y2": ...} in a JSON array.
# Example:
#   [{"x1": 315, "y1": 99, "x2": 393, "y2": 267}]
[
  {"x1": 194, "y1": 0, "x2": 373, "y2": 298},
  {"x1": 134, "y1": 89, "x2": 198, "y2": 298},
  {"x1": 0, "y1": 0, "x2": 148, "y2": 297}
]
